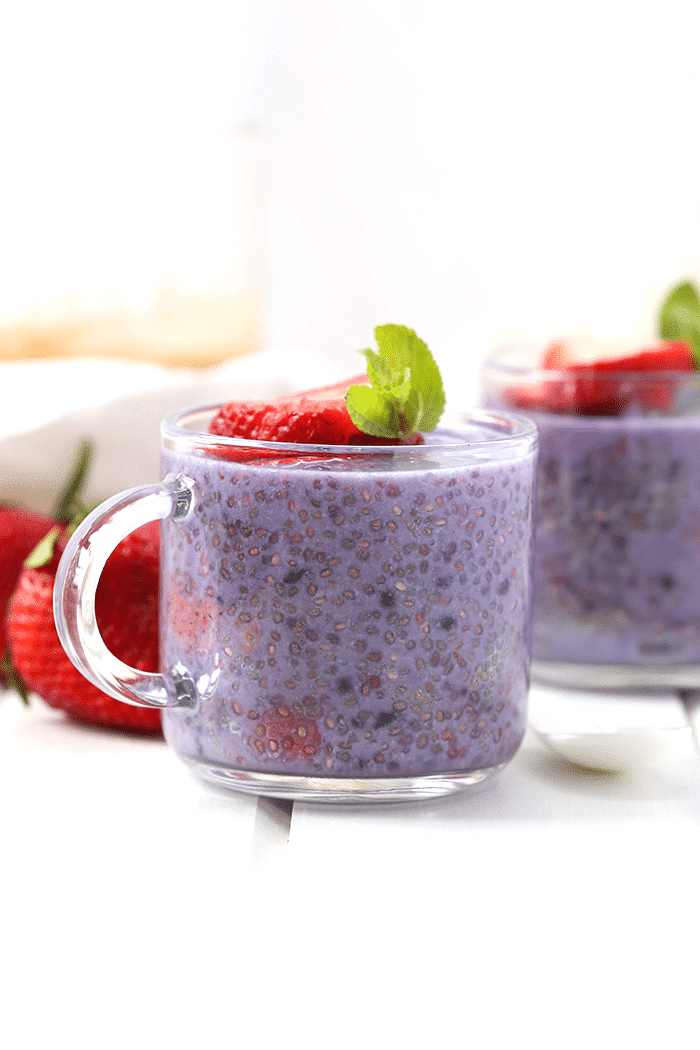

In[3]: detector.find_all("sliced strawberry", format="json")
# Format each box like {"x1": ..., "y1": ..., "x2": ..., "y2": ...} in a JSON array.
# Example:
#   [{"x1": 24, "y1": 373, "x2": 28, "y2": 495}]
[
  {"x1": 267, "y1": 398, "x2": 366, "y2": 443},
  {"x1": 209, "y1": 400, "x2": 271, "y2": 439},
  {"x1": 209, "y1": 396, "x2": 364, "y2": 444},
  {"x1": 502, "y1": 341, "x2": 573, "y2": 414},
  {"x1": 570, "y1": 342, "x2": 693, "y2": 375},
  {"x1": 504, "y1": 339, "x2": 694, "y2": 416},
  {"x1": 541, "y1": 340, "x2": 571, "y2": 370},
  {"x1": 208, "y1": 373, "x2": 424, "y2": 447},
  {"x1": 209, "y1": 373, "x2": 366, "y2": 443},
  {"x1": 502, "y1": 374, "x2": 572, "y2": 414},
  {"x1": 569, "y1": 340, "x2": 694, "y2": 415}
]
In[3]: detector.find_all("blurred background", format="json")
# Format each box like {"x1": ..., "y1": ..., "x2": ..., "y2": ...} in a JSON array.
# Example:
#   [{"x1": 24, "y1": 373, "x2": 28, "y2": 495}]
[{"x1": 2, "y1": 0, "x2": 700, "y2": 488}]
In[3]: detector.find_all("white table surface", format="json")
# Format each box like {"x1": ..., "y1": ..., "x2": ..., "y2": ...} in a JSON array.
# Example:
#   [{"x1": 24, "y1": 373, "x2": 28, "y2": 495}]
[{"x1": 2, "y1": 682, "x2": 700, "y2": 1050}]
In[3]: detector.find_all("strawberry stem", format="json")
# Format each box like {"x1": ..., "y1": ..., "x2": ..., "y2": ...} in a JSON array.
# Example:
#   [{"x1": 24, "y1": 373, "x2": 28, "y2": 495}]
[{"x1": 53, "y1": 441, "x2": 92, "y2": 523}]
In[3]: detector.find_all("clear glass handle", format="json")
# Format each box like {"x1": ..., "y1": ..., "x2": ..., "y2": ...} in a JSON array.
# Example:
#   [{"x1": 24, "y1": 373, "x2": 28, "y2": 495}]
[{"x1": 53, "y1": 475, "x2": 198, "y2": 710}]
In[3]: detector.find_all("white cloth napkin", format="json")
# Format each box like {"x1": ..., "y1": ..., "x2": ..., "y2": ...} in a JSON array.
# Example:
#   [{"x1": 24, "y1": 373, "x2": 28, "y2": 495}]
[{"x1": 0, "y1": 349, "x2": 345, "y2": 512}]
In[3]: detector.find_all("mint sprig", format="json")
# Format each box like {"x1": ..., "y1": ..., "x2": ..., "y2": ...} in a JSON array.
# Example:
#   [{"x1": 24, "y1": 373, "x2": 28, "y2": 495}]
[
  {"x1": 659, "y1": 280, "x2": 700, "y2": 366},
  {"x1": 345, "y1": 324, "x2": 445, "y2": 439}
]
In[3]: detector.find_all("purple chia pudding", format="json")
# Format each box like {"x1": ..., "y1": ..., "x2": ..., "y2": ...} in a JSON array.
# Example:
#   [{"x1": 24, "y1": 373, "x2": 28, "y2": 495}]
[
  {"x1": 483, "y1": 349, "x2": 700, "y2": 687},
  {"x1": 158, "y1": 406, "x2": 537, "y2": 798}
]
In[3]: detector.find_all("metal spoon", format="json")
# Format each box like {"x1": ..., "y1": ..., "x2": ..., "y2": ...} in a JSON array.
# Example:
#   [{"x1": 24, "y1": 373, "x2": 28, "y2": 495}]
[{"x1": 528, "y1": 681, "x2": 693, "y2": 773}]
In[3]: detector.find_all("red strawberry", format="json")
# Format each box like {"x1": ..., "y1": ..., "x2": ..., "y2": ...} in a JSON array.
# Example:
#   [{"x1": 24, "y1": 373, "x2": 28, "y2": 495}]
[
  {"x1": 0, "y1": 506, "x2": 57, "y2": 679},
  {"x1": 209, "y1": 373, "x2": 424, "y2": 445},
  {"x1": 546, "y1": 339, "x2": 694, "y2": 373},
  {"x1": 211, "y1": 395, "x2": 366, "y2": 444},
  {"x1": 2, "y1": 441, "x2": 93, "y2": 682},
  {"x1": 209, "y1": 374, "x2": 369, "y2": 444},
  {"x1": 505, "y1": 339, "x2": 694, "y2": 416},
  {"x1": 541, "y1": 340, "x2": 569, "y2": 370},
  {"x1": 503, "y1": 370, "x2": 571, "y2": 415},
  {"x1": 7, "y1": 521, "x2": 162, "y2": 733},
  {"x1": 568, "y1": 340, "x2": 694, "y2": 415}
]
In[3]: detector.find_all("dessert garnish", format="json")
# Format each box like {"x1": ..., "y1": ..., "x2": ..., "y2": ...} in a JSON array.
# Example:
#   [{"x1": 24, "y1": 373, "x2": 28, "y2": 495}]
[
  {"x1": 507, "y1": 337, "x2": 694, "y2": 416},
  {"x1": 345, "y1": 324, "x2": 445, "y2": 439},
  {"x1": 506, "y1": 280, "x2": 700, "y2": 416},
  {"x1": 659, "y1": 280, "x2": 700, "y2": 364},
  {"x1": 209, "y1": 324, "x2": 445, "y2": 444}
]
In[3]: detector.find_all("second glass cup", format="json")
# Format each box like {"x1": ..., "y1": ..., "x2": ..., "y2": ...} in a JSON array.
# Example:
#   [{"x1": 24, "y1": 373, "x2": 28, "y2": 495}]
[
  {"x1": 53, "y1": 404, "x2": 537, "y2": 802},
  {"x1": 483, "y1": 346, "x2": 700, "y2": 689}
]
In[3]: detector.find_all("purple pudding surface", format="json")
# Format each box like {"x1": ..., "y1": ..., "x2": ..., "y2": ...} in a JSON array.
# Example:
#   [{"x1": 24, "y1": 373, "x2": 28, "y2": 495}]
[
  {"x1": 528, "y1": 410, "x2": 700, "y2": 667},
  {"x1": 159, "y1": 423, "x2": 535, "y2": 781}
]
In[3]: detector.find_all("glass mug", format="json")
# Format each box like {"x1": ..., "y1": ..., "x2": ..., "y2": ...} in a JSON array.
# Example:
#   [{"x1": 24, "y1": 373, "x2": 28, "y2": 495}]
[
  {"x1": 482, "y1": 346, "x2": 700, "y2": 690},
  {"x1": 54, "y1": 404, "x2": 537, "y2": 802}
]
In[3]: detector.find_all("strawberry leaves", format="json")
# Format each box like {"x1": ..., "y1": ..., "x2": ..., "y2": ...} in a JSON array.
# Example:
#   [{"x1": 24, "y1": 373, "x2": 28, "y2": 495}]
[
  {"x1": 659, "y1": 280, "x2": 700, "y2": 367},
  {"x1": 345, "y1": 325, "x2": 445, "y2": 439}
]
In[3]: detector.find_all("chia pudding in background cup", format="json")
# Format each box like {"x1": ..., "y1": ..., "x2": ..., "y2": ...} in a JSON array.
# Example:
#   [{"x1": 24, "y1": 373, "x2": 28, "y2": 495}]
[
  {"x1": 53, "y1": 404, "x2": 537, "y2": 802},
  {"x1": 482, "y1": 344, "x2": 700, "y2": 689}
]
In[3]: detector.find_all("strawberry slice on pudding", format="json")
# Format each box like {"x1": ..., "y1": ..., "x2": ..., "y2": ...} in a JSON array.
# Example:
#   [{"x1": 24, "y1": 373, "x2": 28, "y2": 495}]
[
  {"x1": 210, "y1": 324, "x2": 444, "y2": 450},
  {"x1": 210, "y1": 372, "x2": 423, "y2": 445},
  {"x1": 506, "y1": 339, "x2": 694, "y2": 416},
  {"x1": 559, "y1": 339, "x2": 693, "y2": 415},
  {"x1": 209, "y1": 374, "x2": 369, "y2": 444}
]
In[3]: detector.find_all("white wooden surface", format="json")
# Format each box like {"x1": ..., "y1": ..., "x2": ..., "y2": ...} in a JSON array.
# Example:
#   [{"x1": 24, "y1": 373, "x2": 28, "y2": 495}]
[{"x1": 2, "y1": 684, "x2": 699, "y2": 1050}]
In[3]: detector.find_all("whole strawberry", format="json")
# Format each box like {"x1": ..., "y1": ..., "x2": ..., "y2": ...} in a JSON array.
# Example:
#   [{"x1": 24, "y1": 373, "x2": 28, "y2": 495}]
[
  {"x1": 7, "y1": 521, "x2": 162, "y2": 733},
  {"x1": 0, "y1": 505, "x2": 57, "y2": 679},
  {"x1": 2, "y1": 442, "x2": 87, "y2": 685}
]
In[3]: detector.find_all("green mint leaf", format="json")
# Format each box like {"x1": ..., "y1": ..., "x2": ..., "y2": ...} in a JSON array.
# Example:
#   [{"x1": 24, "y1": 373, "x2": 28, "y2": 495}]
[
  {"x1": 346, "y1": 324, "x2": 445, "y2": 439},
  {"x1": 361, "y1": 347, "x2": 394, "y2": 390},
  {"x1": 345, "y1": 385, "x2": 403, "y2": 439},
  {"x1": 659, "y1": 280, "x2": 700, "y2": 366},
  {"x1": 359, "y1": 348, "x2": 412, "y2": 404}
]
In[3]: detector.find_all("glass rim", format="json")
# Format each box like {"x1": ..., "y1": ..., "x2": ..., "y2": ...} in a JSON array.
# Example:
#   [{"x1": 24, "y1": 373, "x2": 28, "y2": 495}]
[{"x1": 161, "y1": 403, "x2": 538, "y2": 456}]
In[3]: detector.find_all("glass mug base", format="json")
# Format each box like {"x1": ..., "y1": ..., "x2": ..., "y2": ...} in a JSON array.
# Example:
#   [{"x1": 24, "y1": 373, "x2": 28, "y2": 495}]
[
  {"x1": 182, "y1": 756, "x2": 508, "y2": 802},
  {"x1": 532, "y1": 658, "x2": 700, "y2": 690}
]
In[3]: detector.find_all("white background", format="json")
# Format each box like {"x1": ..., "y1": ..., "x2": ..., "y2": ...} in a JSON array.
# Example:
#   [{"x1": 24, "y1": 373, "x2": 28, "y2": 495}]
[{"x1": 3, "y1": 1, "x2": 700, "y2": 394}]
